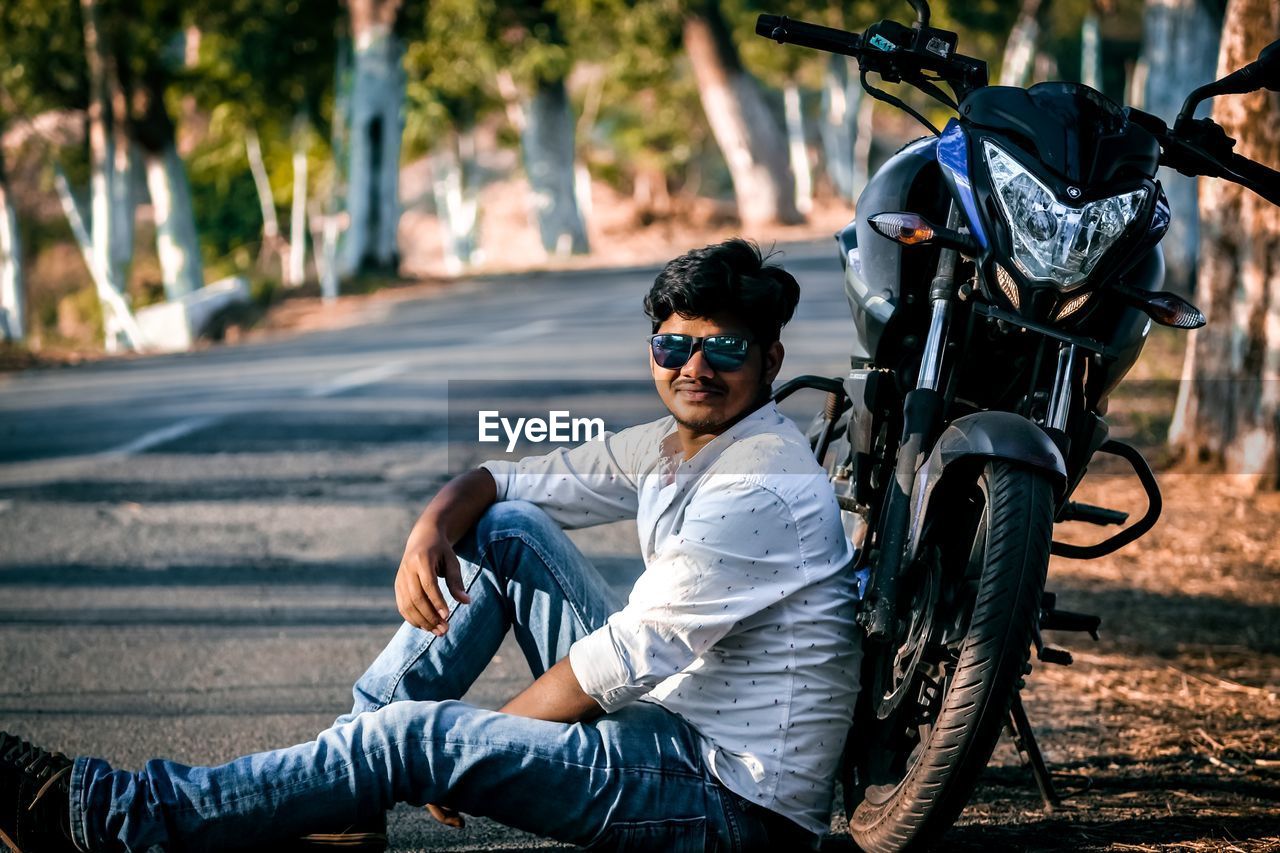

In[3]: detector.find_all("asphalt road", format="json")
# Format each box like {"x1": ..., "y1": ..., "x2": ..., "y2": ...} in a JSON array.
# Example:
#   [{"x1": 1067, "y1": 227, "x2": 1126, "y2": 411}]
[{"x1": 0, "y1": 243, "x2": 854, "y2": 851}]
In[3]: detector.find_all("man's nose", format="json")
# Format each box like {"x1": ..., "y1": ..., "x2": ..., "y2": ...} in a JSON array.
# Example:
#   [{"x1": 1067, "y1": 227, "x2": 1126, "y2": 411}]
[{"x1": 680, "y1": 348, "x2": 716, "y2": 379}]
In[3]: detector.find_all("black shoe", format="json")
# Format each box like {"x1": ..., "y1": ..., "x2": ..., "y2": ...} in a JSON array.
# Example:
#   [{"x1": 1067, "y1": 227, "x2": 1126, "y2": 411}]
[{"x1": 0, "y1": 731, "x2": 77, "y2": 853}]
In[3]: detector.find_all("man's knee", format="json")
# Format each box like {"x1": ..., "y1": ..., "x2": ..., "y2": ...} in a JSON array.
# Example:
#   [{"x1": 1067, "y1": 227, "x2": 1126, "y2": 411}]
[{"x1": 458, "y1": 500, "x2": 562, "y2": 562}]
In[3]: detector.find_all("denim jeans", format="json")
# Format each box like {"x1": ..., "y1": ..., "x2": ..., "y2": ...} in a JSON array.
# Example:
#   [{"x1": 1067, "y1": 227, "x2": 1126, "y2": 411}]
[{"x1": 69, "y1": 501, "x2": 781, "y2": 852}]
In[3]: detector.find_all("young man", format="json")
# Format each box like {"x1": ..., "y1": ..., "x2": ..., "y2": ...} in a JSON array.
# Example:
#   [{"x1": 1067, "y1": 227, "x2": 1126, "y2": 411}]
[{"x1": 0, "y1": 239, "x2": 862, "y2": 853}]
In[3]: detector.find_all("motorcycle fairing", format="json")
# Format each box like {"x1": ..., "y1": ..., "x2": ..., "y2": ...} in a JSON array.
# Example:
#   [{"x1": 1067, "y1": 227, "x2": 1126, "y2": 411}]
[
  {"x1": 846, "y1": 137, "x2": 949, "y2": 365},
  {"x1": 960, "y1": 83, "x2": 1160, "y2": 192}
]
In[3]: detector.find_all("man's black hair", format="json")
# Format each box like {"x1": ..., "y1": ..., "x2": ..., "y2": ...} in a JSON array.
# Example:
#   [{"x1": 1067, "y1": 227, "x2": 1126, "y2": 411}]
[{"x1": 644, "y1": 239, "x2": 801, "y2": 346}]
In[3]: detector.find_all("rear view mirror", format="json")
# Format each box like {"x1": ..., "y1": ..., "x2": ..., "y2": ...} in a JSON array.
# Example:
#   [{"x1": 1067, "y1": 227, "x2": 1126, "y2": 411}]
[
  {"x1": 1176, "y1": 38, "x2": 1280, "y2": 128},
  {"x1": 1255, "y1": 39, "x2": 1280, "y2": 92}
]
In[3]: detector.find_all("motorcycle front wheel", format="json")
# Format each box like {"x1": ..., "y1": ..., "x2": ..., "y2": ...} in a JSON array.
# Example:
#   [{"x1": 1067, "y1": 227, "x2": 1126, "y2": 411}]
[{"x1": 845, "y1": 460, "x2": 1054, "y2": 852}]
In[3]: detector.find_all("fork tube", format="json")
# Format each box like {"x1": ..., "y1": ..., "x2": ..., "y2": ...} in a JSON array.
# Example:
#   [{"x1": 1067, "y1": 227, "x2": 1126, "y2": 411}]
[
  {"x1": 1046, "y1": 344, "x2": 1077, "y2": 432},
  {"x1": 916, "y1": 202, "x2": 964, "y2": 392}
]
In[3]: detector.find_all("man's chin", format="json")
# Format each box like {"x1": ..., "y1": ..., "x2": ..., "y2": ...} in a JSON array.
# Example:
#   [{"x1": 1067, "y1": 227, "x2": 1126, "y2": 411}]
[{"x1": 670, "y1": 403, "x2": 732, "y2": 433}]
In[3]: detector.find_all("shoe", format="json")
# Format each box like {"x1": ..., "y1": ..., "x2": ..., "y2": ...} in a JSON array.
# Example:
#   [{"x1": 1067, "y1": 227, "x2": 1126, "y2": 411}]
[
  {"x1": 0, "y1": 731, "x2": 77, "y2": 853},
  {"x1": 277, "y1": 812, "x2": 388, "y2": 852}
]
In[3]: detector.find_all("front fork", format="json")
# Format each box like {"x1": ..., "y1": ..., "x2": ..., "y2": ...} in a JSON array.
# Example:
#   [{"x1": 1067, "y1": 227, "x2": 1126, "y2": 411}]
[{"x1": 859, "y1": 203, "x2": 963, "y2": 641}]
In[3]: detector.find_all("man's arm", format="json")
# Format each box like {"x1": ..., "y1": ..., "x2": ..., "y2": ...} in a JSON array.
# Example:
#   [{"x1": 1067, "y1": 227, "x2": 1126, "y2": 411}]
[
  {"x1": 395, "y1": 467, "x2": 496, "y2": 636},
  {"x1": 499, "y1": 656, "x2": 602, "y2": 722}
]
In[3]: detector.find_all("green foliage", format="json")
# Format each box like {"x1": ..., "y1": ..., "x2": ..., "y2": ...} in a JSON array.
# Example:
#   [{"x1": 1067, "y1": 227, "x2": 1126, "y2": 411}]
[{"x1": 0, "y1": 0, "x2": 88, "y2": 121}]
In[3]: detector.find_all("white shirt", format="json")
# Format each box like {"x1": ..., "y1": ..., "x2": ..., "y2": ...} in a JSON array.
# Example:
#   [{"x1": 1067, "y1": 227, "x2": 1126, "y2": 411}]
[{"x1": 480, "y1": 401, "x2": 862, "y2": 835}]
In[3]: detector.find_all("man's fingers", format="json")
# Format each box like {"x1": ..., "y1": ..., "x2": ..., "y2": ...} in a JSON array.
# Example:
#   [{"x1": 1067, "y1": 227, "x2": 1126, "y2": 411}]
[
  {"x1": 415, "y1": 563, "x2": 452, "y2": 633},
  {"x1": 439, "y1": 549, "x2": 471, "y2": 605},
  {"x1": 426, "y1": 803, "x2": 464, "y2": 828},
  {"x1": 396, "y1": 558, "x2": 443, "y2": 633}
]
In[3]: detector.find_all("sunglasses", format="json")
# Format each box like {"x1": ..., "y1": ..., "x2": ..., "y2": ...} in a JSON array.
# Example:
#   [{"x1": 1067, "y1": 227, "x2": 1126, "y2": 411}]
[{"x1": 649, "y1": 333, "x2": 753, "y2": 372}]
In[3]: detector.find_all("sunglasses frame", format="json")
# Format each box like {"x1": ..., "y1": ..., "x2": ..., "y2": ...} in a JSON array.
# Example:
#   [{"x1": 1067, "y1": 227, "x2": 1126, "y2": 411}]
[{"x1": 648, "y1": 333, "x2": 755, "y2": 372}]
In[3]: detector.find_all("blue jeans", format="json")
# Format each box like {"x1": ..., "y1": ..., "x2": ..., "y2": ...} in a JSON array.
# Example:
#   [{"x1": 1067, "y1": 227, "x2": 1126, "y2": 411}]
[{"x1": 70, "y1": 501, "x2": 779, "y2": 852}]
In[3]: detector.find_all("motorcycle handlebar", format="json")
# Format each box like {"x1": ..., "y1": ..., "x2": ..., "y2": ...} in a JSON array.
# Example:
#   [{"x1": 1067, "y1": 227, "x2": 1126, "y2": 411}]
[
  {"x1": 1222, "y1": 152, "x2": 1280, "y2": 206},
  {"x1": 755, "y1": 15, "x2": 863, "y2": 59}
]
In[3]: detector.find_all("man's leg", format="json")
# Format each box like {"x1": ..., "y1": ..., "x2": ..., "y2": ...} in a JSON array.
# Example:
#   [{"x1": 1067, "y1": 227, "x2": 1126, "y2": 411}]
[
  {"x1": 334, "y1": 499, "x2": 622, "y2": 723},
  {"x1": 70, "y1": 695, "x2": 766, "y2": 852}
]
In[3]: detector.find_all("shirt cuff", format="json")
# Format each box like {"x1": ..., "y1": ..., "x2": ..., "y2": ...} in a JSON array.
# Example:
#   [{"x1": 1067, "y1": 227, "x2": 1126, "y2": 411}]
[
  {"x1": 477, "y1": 460, "x2": 516, "y2": 502},
  {"x1": 568, "y1": 625, "x2": 640, "y2": 713}
]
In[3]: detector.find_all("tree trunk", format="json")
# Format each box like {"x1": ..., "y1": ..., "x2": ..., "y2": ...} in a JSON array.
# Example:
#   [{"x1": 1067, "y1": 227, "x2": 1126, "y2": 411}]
[
  {"x1": 342, "y1": 0, "x2": 404, "y2": 277},
  {"x1": 783, "y1": 83, "x2": 812, "y2": 215},
  {"x1": 80, "y1": 0, "x2": 130, "y2": 308},
  {"x1": 144, "y1": 143, "x2": 204, "y2": 300},
  {"x1": 683, "y1": 0, "x2": 802, "y2": 229},
  {"x1": 1141, "y1": 0, "x2": 1223, "y2": 295},
  {"x1": 133, "y1": 73, "x2": 203, "y2": 302},
  {"x1": 522, "y1": 77, "x2": 590, "y2": 257},
  {"x1": 0, "y1": 150, "x2": 24, "y2": 343},
  {"x1": 1080, "y1": 7, "x2": 1103, "y2": 91},
  {"x1": 246, "y1": 127, "x2": 285, "y2": 273},
  {"x1": 289, "y1": 113, "x2": 309, "y2": 286},
  {"x1": 53, "y1": 165, "x2": 146, "y2": 350},
  {"x1": 852, "y1": 91, "x2": 875, "y2": 201},
  {"x1": 432, "y1": 131, "x2": 481, "y2": 274},
  {"x1": 1000, "y1": 0, "x2": 1044, "y2": 87},
  {"x1": 820, "y1": 55, "x2": 859, "y2": 203},
  {"x1": 1170, "y1": 0, "x2": 1280, "y2": 487}
]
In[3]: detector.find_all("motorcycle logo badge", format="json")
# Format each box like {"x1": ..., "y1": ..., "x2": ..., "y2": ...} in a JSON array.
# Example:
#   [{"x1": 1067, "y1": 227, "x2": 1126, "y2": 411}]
[{"x1": 1066, "y1": 186, "x2": 1082, "y2": 199}]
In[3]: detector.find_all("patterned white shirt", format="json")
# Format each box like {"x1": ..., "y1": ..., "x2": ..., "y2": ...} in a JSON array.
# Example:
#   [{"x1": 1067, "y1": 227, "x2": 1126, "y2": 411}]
[{"x1": 480, "y1": 401, "x2": 862, "y2": 835}]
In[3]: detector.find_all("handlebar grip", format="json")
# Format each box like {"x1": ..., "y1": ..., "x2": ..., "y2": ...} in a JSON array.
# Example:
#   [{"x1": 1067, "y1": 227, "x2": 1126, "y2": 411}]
[
  {"x1": 1225, "y1": 153, "x2": 1280, "y2": 206},
  {"x1": 755, "y1": 14, "x2": 862, "y2": 58}
]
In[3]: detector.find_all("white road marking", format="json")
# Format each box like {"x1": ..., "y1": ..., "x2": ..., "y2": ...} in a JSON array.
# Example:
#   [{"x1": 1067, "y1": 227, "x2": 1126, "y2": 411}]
[
  {"x1": 492, "y1": 318, "x2": 558, "y2": 342},
  {"x1": 304, "y1": 361, "x2": 409, "y2": 398},
  {"x1": 101, "y1": 415, "x2": 224, "y2": 457}
]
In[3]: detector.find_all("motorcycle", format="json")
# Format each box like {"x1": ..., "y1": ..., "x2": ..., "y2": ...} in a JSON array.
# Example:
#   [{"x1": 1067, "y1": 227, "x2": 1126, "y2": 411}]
[{"x1": 759, "y1": 3, "x2": 1280, "y2": 850}]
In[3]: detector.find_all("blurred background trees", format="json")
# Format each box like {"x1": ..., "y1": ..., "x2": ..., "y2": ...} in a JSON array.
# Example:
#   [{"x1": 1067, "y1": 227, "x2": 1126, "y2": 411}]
[{"x1": 0, "y1": 0, "x2": 1256, "y2": 358}]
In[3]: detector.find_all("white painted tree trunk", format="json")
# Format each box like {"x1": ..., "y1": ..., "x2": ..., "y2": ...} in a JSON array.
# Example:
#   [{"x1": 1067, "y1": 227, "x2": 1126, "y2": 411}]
[
  {"x1": 341, "y1": 20, "x2": 404, "y2": 276},
  {"x1": 820, "y1": 55, "x2": 861, "y2": 203},
  {"x1": 145, "y1": 144, "x2": 204, "y2": 301},
  {"x1": 0, "y1": 169, "x2": 24, "y2": 343},
  {"x1": 684, "y1": 8, "x2": 801, "y2": 229},
  {"x1": 432, "y1": 133, "x2": 481, "y2": 275},
  {"x1": 288, "y1": 114, "x2": 309, "y2": 286},
  {"x1": 1000, "y1": 0, "x2": 1042, "y2": 87},
  {"x1": 852, "y1": 93, "x2": 875, "y2": 202},
  {"x1": 1142, "y1": 0, "x2": 1223, "y2": 295},
  {"x1": 522, "y1": 77, "x2": 590, "y2": 257},
  {"x1": 53, "y1": 165, "x2": 146, "y2": 350},
  {"x1": 783, "y1": 83, "x2": 813, "y2": 215},
  {"x1": 1081, "y1": 10, "x2": 1103, "y2": 91},
  {"x1": 246, "y1": 127, "x2": 283, "y2": 268},
  {"x1": 80, "y1": 0, "x2": 135, "y2": 349}
]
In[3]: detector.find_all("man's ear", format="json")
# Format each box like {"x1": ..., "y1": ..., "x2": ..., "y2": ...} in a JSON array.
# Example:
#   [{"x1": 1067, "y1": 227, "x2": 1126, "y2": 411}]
[{"x1": 762, "y1": 341, "x2": 784, "y2": 385}]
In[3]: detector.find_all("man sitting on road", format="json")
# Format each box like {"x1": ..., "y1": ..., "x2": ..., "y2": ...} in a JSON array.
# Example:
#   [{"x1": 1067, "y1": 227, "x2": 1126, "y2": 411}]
[{"x1": 1, "y1": 238, "x2": 862, "y2": 853}]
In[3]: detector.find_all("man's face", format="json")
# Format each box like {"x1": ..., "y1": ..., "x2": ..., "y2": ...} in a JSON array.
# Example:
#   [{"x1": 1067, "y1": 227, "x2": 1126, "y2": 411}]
[{"x1": 650, "y1": 312, "x2": 784, "y2": 434}]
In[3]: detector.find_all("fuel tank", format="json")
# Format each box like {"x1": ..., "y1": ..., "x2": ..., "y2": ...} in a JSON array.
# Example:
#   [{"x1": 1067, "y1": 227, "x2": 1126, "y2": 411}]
[{"x1": 839, "y1": 137, "x2": 949, "y2": 365}]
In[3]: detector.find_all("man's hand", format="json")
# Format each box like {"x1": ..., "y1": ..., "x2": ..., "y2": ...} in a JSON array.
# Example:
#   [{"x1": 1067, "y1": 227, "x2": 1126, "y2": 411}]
[
  {"x1": 395, "y1": 522, "x2": 471, "y2": 635},
  {"x1": 395, "y1": 467, "x2": 498, "y2": 635}
]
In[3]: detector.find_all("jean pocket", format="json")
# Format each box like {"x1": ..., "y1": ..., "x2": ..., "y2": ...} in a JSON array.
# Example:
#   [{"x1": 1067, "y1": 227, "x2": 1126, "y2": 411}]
[{"x1": 587, "y1": 816, "x2": 711, "y2": 853}]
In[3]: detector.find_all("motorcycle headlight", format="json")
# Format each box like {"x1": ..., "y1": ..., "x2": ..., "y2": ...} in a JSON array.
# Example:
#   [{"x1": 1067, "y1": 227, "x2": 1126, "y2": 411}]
[{"x1": 983, "y1": 141, "x2": 1146, "y2": 290}]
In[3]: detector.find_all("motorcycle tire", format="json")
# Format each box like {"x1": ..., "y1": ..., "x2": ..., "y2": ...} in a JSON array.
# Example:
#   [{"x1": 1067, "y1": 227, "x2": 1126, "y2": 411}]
[{"x1": 846, "y1": 460, "x2": 1054, "y2": 852}]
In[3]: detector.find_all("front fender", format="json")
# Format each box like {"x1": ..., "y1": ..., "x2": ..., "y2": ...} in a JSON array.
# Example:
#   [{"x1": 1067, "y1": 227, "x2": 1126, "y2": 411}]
[{"x1": 904, "y1": 412, "x2": 1066, "y2": 564}]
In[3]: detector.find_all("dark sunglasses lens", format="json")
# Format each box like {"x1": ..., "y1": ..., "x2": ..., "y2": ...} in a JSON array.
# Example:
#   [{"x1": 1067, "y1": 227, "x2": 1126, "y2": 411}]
[
  {"x1": 703, "y1": 336, "x2": 751, "y2": 371},
  {"x1": 651, "y1": 335, "x2": 692, "y2": 369}
]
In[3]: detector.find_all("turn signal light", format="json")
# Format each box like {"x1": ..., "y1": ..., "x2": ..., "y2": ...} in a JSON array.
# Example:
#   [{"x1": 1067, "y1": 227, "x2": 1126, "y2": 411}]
[
  {"x1": 1143, "y1": 293, "x2": 1206, "y2": 328},
  {"x1": 868, "y1": 213, "x2": 935, "y2": 245},
  {"x1": 994, "y1": 264, "x2": 1021, "y2": 311},
  {"x1": 1054, "y1": 291, "x2": 1092, "y2": 321}
]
